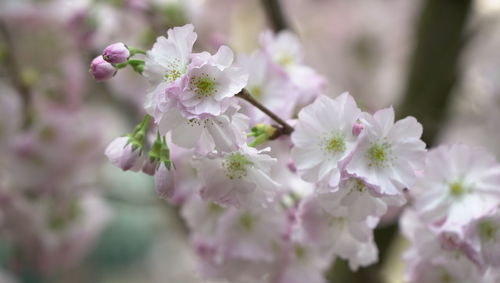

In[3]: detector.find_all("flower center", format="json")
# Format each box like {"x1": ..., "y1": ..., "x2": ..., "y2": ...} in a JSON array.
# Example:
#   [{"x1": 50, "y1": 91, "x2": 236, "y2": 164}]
[
  {"x1": 164, "y1": 69, "x2": 183, "y2": 82},
  {"x1": 327, "y1": 136, "x2": 345, "y2": 153},
  {"x1": 223, "y1": 153, "x2": 252, "y2": 180},
  {"x1": 328, "y1": 216, "x2": 345, "y2": 227},
  {"x1": 208, "y1": 202, "x2": 224, "y2": 214},
  {"x1": 367, "y1": 141, "x2": 392, "y2": 167},
  {"x1": 190, "y1": 74, "x2": 217, "y2": 98},
  {"x1": 239, "y1": 212, "x2": 254, "y2": 231},
  {"x1": 479, "y1": 220, "x2": 498, "y2": 241},
  {"x1": 321, "y1": 134, "x2": 346, "y2": 156},
  {"x1": 248, "y1": 85, "x2": 263, "y2": 99},
  {"x1": 448, "y1": 182, "x2": 465, "y2": 197},
  {"x1": 276, "y1": 53, "x2": 294, "y2": 67},
  {"x1": 163, "y1": 59, "x2": 184, "y2": 82},
  {"x1": 348, "y1": 178, "x2": 366, "y2": 193},
  {"x1": 294, "y1": 244, "x2": 306, "y2": 260}
]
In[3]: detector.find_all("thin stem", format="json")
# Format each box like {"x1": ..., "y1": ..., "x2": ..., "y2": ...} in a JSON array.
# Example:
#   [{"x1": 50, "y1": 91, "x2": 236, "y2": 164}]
[
  {"x1": 260, "y1": 0, "x2": 290, "y2": 32},
  {"x1": 236, "y1": 89, "x2": 294, "y2": 136}
]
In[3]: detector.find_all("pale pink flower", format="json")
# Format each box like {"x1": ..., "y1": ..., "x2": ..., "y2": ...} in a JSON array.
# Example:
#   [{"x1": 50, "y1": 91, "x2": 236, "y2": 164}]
[
  {"x1": 215, "y1": 206, "x2": 287, "y2": 262},
  {"x1": 316, "y1": 177, "x2": 399, "y2": 222},
  {"x1": 158, "y1": 105, "x2": 249, "y2": 154},
  {"x1": 464, "y1": 208, "x2": 500, "y2": 268},
  {"x1": 143, "y1": 24, "x2": 197, "y2": 120},
  {"x1": 181, "y1": 195, "x2": 226, "y2": 245},
  {"x1": 177, "y1": 45, "x2": 248, "y2": 117},
  {"x1": 400, "y1": 209, "x2": 483, "y2": 283},
  {"x1": 237, "y1": 51, "x2": 297, "y2": 123},
  {"x1": 194, "y1": 145, "x2": 280, "y2": 208},
  {"x1": 274, "y1": 242, "x2": 329, "y2": 283},
  {"x1": 299, "y1": 196, "x2": 378, "y2": 270},
  {"x1": 260, "y1": 30, "x2": 326, "y2": 105},
  {"x1": 411, "y1": 144, "x2": 500, "y2": 231},
  {"x1": 143, "y1": 24, "x2": 197, "y2": 86},
  {"x1": 291, "y1": 93, "x2": 361, "y2": 187},
  {"x1": 346, "y1": 107, "x2": 426, "y2": 198}
]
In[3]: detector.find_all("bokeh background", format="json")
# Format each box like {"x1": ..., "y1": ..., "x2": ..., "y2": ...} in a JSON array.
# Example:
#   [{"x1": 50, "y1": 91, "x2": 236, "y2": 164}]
[{"x1": 1, "y1": 0, "x2": 500, "y2": 282}]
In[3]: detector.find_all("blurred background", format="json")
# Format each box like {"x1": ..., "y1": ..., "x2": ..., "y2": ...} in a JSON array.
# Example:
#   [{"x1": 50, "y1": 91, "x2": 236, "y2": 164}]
[{"x1": 0, "y1": 0, "x2": 500, "y2": 282}]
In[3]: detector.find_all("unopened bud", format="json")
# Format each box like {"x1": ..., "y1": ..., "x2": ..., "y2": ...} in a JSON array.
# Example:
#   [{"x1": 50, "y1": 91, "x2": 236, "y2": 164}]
[
  {"x1": 90, "y1": 55, "x2": 116, "y2": 81},
  {"x1": 142, "y1": 158, "x2": 158, "y2": 176},
  {"x1": 105, "y1": 137, "x2": 142, "y2": 171},
  {"x1": 102, "y1": 42, "x2": 130, "y2": 64},
  {"x1": 154, "y1": 162, "x2": 175, "y2": 199},
  {"x1": 352, "y1": 122, "x2": 364, "y2": 137}
]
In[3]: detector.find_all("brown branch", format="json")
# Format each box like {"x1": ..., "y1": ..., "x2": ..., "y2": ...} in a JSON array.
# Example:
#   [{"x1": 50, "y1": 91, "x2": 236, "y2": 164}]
[
  {"x1": 236, "y1": 89, "x2": 294, "y2": 137},
  {"x1": 260, "y1": 0, "x2": 290, "y2": 32}
]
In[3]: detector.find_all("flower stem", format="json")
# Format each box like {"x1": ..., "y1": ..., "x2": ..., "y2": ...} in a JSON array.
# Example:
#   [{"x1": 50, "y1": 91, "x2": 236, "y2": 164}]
[{"x1": 236, "y1": 89, "x2": 294, "y2": 137}]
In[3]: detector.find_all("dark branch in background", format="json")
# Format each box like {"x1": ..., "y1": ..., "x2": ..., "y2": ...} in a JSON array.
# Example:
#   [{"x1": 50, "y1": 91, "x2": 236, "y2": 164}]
[
  {"x1": 398, "y1": 0, "x2": 473, "y2": 145},
  {"x1": 0, "y1": 20, "x2": 32, "y2": 128},
  {"x1": 236, "y1": 89, "x2": 294, "y2": 137},
  {"x1": 260, "y1": 0, "x2": 290, "y2": 32}
]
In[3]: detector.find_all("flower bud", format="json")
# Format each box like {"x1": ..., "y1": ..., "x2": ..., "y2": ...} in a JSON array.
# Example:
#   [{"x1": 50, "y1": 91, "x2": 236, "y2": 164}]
[
  {"x1": 90, "y1": 55, "x2": 116, "y2": 81},
  {"x1": 105, "y1": 137, "x2": 142, "y2": 171},
  {"x1": 154, "y1": 162, "x2": 175, "y2": 199},
  {"x1": 142, "y1": 158, "x2": 158, "y2": 176},
  {"x1": 102, "y1": 42, "x2": 130, "y2": 64},
  {"x1": 352, "y1": 122, "x2": 364, "y2": 137}
]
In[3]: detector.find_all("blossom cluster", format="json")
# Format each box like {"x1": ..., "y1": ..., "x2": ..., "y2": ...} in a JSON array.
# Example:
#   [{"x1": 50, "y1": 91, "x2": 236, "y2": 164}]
[
  {"x1": 401, "y1": 144, "x2": 500, "y2": 282},
  {"x1": 95, "y1": 24, "x2": 500, "y2": 282}
]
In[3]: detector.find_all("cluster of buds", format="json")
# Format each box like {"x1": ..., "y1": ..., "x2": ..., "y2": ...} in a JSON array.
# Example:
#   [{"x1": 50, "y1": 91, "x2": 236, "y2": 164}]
[{"x1": 89, "y1": 42, "x2": 145, "y2": 81}]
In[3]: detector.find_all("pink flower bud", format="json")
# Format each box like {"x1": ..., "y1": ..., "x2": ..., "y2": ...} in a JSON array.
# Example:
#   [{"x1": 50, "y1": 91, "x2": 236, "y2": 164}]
[
  {"x1": 102, "y1": 42, "x2": 130, "y2": 64},
  {"x1": 154, "y1": 162, "x2": 175, "y2": 199},
  {"x1": 90, "y1": 55, "x2": 116, "y2": 81},
  {"x1": 142, "y1": 158, "x2": 157, "y2": 176},
  {"x1": 352, "y1": 122, "x2": 364, "y2": 137},
  {"x1": 105, "y1": 137, "x2": 141, "y2": 171}
]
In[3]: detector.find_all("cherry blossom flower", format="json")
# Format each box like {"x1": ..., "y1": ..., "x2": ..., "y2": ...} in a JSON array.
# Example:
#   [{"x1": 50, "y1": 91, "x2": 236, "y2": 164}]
[
  {"x1": 411, "y1": 144, "x2": 500, "y2": 231},
  {"x1": 194, "y1": 145, "x2": 280, "y2": 208},
  {"x1": 274, "y1": 242, "x2": 330, "y2": 283},
  {"x1": 400, "y1": 209, "x2": 484, "y2": 283},
  {"x1": 464, "y1": 208, "x2": 500, "y2": 268},
  {"x1": 215, "y1": 206, "x2": 287, "y2": 262},
  {"x1": 260, "y1": 30, "x2": 326, "y2": 105},
  {"x1": 316, "y1": 177, "x2": 400, "y2": 222},
  {"x1": 143, "y1": 24, "x2": 197, "y2": 120},
  {"x1": 291, "y1": 93, "x2": 361, "y2": 187},
  {"x1": 177, "y1": 45, "x2": 248, "y2": 117},
  {"x1": 158, "y1": 105, "x2": 249, "y2": 154},
  {"x1": 299, "y1": 196, "x2": 378, "y2": 270},
  {"x1": 143, "y1": 24, "x2": 197, "y2": 86},
  {"x1": 346, "y1": 107, "x2": 426, "y2": 198},
  {"x1": 237, "y1": 51, "x2": 297, "y2": 123},
  {"x1": 181, "y1": 195, "x2": 226, "y2": 246}
]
